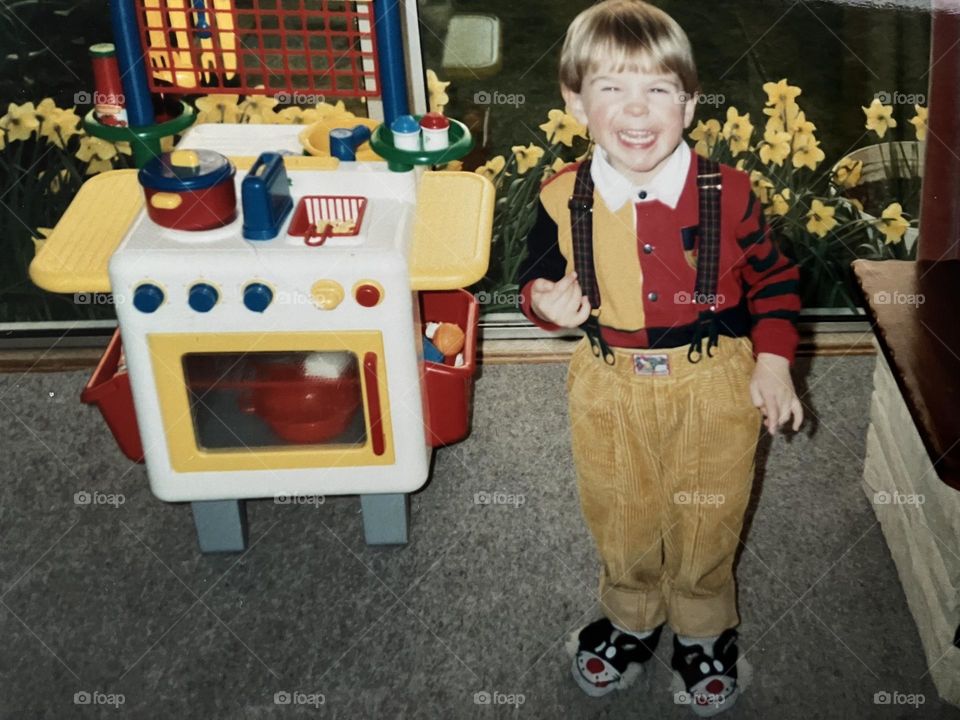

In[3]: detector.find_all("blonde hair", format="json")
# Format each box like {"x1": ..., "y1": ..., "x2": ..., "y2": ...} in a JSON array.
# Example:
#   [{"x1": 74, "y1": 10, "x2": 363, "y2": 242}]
[{"x1": 559, "y1": 0, "x2": 699, "y2": 95}]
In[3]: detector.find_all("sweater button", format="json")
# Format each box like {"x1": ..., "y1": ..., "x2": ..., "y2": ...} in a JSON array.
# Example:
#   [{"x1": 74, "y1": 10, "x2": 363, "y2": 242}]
[
  {"x1": 643, "y1": 243, "x2": 653, "y2": 254},
  {"x1": 638, "y1": 190, "x2": 648, "y2": 200},
  {"x1": 647, "y1": 291, "x2": 658, "y2": 301}
]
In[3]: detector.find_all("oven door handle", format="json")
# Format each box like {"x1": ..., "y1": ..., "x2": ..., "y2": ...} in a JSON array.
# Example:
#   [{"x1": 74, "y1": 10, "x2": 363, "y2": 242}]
[{"x1": 363, "y1": 352, "x2": 386, "y2": 456}]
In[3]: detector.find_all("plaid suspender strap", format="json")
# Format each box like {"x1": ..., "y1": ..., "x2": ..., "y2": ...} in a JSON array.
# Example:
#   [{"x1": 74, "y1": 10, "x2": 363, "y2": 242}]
[
  {"x1": 568, "y1": 160, "x2": 615, "y2": 365},
  {"x1": 689, "y1": 156, "x2": 723, "y2": 362},
  {"x1": 567, "y1": 154, "x2": 724, "y2": 366}
]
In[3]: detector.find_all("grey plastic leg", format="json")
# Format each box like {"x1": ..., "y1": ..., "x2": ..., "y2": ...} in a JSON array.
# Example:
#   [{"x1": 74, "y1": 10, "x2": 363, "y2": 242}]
[
  {"x1": 191, "y1": 500, "x2": 248, "y2": 553},
  {"x1": 360, "y1": 493, "x2": 409, "y2": 545}
]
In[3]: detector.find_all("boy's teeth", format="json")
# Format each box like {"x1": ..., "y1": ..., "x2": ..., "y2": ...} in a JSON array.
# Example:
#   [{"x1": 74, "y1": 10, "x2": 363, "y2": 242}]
[{"x1": 619, "y1": 130, "x2": 653, "y2": 142}]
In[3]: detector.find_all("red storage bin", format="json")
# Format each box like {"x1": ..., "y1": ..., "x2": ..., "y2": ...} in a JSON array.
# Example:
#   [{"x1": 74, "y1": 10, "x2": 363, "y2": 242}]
[
  {"x1": 420, "y1": 289, "x2": 479, "y2": 447},
  {"x1": 81, "y1": 330, "x2": 144, "y2": 463}
]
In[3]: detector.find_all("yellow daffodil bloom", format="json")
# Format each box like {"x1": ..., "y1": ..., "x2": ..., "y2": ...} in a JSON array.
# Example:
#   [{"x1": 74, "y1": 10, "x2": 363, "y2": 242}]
[
  {"x1": 274, "y1": 107, "x2": 305, "y2": 125},
  {"x1": 36, "y1": 98, "x2": 58, "y2": 117},
  {"x1": 0, "y1": 130, "x2": 6, "y2": 151},
  {"x1": 762, "y1": 79, "x2": 802, "y2": 109},
  {"x1": 749, "y1": 170, "x2": 775, "y2": 204},
  {"x1": 512, "y1": 144, "x2": 545, "y2": 174},
  {"x1": 238, "y1": 95, "x2": 279, "y2": 123},
  {"x1": 909, "y1": 105, "x2": 928, "y2": 142},
  {"x1": 539, "y1": 109, "x2": 587, "y2": 147},
  {"x1": 763, "y1": 100, "x2": 800, "y2": 132},
  {"x1": 758, "y1": 127, "x2": 791, "y2": 166},
  {"x1": 195, "y1": 94, "x2": 241, "y2": 123},
  {"x1": 792, "y1": 133, "x2": 825, "y2": 171},
  {"x1": 0, "y1": 102, "x2": 40, "y2": 142},
  {"x1": 475, "y1": 155, "x2": 506, "y2": 182},
  {"x1": 426, "y1": 69, "x2": 450, "y2": 114},
  {"x1": 442, "y1": 160, "x2": 463, "y2": 171},
  {"x1": 40, "y1": 107, "x2": 81, "y2": 148},
  {"x1": 722, "y1": 107, "x2": 753, "y2": 156},
  {"x1": 877, "y1": 202, "x2": 910, "y2": 244},
  {"x1": 793, "y1": 109, "x2": 816, "y2": 136},
  {"x1": 689, "y1": 118, "x2": 721, "y2": 157},
  {"x1": 76, "y1": 136, "x2": 119, "y2": 175},
  {"x1": 862, "y1": 98, "x2": 897, "y2": 139},
  {"x1": 765, "y1": 188, "x2": 792, "y2": 218},
  {"x1": 806, "y1": 198, "x2": 837, "y2": 237},
  {"x1": 833, "y1": 157, "x2": 863, "y2": 189}
]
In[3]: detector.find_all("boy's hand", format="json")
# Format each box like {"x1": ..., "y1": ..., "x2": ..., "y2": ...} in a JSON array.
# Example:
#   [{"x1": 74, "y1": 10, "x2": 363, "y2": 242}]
[
  {"x1": 530, "y1": 272, "x2": 592, "y2": 328},
  {"x1": 749, "y1": 352, "x2": 803, "y2": 435}
]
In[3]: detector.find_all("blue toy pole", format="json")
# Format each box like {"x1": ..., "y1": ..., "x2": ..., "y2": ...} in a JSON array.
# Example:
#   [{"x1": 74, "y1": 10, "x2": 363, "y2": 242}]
[
  {"x1": 373, "y1": 0, "x2": 410, "y2": 124},
  {"x1": 110, "y1": 0, "x2": 156, "y2": 126}
]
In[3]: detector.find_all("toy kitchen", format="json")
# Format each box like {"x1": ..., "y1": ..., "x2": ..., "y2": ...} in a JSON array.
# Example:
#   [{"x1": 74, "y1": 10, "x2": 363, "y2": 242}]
[{"x1": 29, "y1": 0, "x2": 494, "y2": 552}]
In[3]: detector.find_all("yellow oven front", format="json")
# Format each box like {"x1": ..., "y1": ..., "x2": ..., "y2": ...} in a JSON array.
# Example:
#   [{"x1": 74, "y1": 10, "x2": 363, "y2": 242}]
[{"x1": 148, "y1": 331, "x2": 395, "y2": 472}]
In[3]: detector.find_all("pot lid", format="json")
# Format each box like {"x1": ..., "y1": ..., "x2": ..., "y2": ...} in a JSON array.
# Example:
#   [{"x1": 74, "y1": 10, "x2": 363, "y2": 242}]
[{"x1": 138, "y1": 149, "x2": 235, "y2": 191}]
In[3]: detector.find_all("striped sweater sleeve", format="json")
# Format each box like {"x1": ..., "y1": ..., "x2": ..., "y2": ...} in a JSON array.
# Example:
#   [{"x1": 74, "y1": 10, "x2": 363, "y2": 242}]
[{"x1": 735, "y1": 192, "x2": 801, "y2": 364}]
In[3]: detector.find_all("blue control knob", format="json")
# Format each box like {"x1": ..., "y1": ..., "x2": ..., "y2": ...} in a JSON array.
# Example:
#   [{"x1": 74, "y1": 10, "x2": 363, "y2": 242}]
[
  {"x1": 133, "y1": 283, "x2": 164, "y2": 313},
  {"x1": 243, "y1": 282, "x2": 273, "y2": 313},
  {"x1": 188, "y1": 283, "x2": 219, "y2": 313}
]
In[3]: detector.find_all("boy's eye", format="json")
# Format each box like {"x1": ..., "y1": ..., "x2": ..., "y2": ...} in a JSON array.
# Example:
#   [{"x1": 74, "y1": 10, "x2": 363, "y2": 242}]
[{"x1": 601, "y1": 86, "x2": 619, "y2": 92}]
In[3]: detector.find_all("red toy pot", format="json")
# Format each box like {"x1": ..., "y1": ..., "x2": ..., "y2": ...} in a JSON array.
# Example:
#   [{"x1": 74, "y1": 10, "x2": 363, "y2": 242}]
[{"x1": 138, "y1": 149, "x2": 237, "y2": 231}]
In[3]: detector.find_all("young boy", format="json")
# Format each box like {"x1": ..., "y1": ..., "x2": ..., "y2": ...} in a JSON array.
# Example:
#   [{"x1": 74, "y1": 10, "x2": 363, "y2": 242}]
[{"x1": 518, "y1": 1, "x2": 803, "y2": 716}]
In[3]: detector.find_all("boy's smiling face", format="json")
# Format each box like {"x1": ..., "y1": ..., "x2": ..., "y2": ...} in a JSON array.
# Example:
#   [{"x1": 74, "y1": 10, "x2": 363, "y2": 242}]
[{"x1": 563, "y1": 62, "x2": 696, "y2": 186}]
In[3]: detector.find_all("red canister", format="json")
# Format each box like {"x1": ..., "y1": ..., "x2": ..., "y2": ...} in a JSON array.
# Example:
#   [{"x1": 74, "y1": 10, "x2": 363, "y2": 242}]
[{"x1": 89, "y1": 43, "x2": 128, "y2": 128}]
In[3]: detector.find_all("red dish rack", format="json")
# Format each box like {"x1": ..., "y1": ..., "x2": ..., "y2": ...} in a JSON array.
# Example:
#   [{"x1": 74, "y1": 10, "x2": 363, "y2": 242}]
[
  {"x1": 81, "y1": 329, "x2": 145, "y2": 463},
  {"x1": 81, "y1": 289, "x2": 480, "y2": 460}
]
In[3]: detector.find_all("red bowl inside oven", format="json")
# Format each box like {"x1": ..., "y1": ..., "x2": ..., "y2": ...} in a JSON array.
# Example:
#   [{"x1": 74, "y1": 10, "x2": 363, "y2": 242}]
[{"x1": 250, "y1": 363, "x2": 361, "y2": 444}]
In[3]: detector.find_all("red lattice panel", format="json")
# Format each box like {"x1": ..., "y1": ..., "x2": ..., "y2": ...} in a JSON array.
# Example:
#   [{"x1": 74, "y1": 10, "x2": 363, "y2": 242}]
[{"x1": 134, "y1": 0, "x2": 380, "y2": 98}]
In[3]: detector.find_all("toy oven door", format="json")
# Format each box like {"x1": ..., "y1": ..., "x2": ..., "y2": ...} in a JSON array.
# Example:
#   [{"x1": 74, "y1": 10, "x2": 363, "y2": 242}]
[{"x1": 148, "y1": 330, "x2": 394, "y2": 472}]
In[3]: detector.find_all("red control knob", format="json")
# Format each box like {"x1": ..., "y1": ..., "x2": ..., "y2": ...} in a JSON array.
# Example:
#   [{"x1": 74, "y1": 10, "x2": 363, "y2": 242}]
[{"x1": 355, "y1": 282, "x2": 382, "y2": 307}]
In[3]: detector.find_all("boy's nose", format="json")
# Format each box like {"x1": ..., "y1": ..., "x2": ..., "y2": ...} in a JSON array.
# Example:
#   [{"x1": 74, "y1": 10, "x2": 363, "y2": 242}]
[{"x1": 624, "y1": 98, "x2": 649, "y2": 116}]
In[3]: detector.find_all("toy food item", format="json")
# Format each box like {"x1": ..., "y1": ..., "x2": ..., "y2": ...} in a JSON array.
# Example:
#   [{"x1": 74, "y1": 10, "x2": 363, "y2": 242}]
[{"x1": 431, "y1": 322, "x2": 465, "y2": 356}]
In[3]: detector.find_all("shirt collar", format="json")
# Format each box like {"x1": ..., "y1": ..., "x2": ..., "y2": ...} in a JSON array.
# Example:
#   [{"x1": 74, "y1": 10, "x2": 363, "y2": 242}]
[{"x1": 590, "y1": 141, "x2": 691, "y2": 212}]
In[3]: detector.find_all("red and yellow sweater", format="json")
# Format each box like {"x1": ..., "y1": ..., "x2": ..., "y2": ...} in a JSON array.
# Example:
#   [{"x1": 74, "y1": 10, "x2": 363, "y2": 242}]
[{"x1": 518, "y1": 156, "x2": 801, "y2": 364}]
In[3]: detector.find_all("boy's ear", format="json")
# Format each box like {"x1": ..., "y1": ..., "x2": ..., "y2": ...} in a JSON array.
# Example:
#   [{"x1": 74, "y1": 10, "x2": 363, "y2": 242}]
[
  {"x1": 683, "y1": 91, "x2": 697, "y2": 128},
  {"x1": 561, "y1": 85, "x2": 588, "y2": 126}
]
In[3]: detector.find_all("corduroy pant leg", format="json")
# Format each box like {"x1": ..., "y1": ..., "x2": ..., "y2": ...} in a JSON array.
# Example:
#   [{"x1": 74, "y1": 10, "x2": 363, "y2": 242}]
[
  {"x1": 567, "y1": 339, "x2": 669, "y2": 633},
  {"x1": 659, "y1": 337, "x2": 762, "y2": 637}
]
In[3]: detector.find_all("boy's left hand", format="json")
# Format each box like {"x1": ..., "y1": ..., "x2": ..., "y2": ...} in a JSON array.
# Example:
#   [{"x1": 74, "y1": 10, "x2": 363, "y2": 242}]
[{"x1": 750, "y1": 353, "x2": 804, "y2": 435}]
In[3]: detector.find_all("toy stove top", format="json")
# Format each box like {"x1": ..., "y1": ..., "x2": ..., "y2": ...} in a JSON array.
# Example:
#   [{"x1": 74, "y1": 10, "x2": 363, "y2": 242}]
[{"x1": 120, "y1": 160, "x2": 418, "y2": 256}]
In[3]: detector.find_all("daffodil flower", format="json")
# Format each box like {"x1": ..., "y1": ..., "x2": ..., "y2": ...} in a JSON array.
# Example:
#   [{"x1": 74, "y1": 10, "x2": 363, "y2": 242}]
[
  {"x1": 76, "y1": 136, "x2": 120, "y2": 175},
  {"x1": 833, "y1": 157, "x2": 863, "y2": 189},
  {"x1": 239, "y1": 95, "x2": 279, "y2": 124},
  {"x1": 792, "y1": 133, "x2": 825, "y2": 171},
  {"x1": 765, "y1": 188, "x2": 792, "y2": 218},
  {"x1": 426, "y1": 69, "x2": 450, "y2": 115},
  {"x1": 475, "y1": 155, "x2": 506, "y2": 182},
  {"x1": 539, "y1": 109, "x2": 586, "y2": 147},
  {"x1": 758, "y1": 127, "x2": 791, "y2": 166},
  {"x1": 35, "y1": 98, "x2": 58, "y2": 117},
  {"x1": 0, "y1": 102, "x2": 41, "y2": 142},
  {"x1": 909, "y1": 105, "x2": 928, "y2": 142},
  {"x1": 722, "y1": 107, "x2": 753, "y2": 156},
  {"x1": 762, "y1": 79, "x2": 802, "y2": 109},
  {"x1": 40, "y1": 107, "x2": 82, "y2": 148},
  {"x1": 689, "y1": 118, "x2": 721, "y2": 157},
  {"x1": 512, "y1": 144, "x2": 545, "y2": 174},
  {"x1": 862, "y1": 98, "x2": 897, "y2": 139},
  {"x1": 876, "y1": 202, "x2": 910, "y2": 244},
  {"x1": 806, "y1": 198, "x2": 838, "y2": 237},
  {"x1": 195, "y1": 94, "x2": 241, "y2": 123},
  {"x1": 749, "y1": 170, "x2": 775, "y2": 204},
  {"x1": 274, "y1": 107, "x2": 305, "y2": 125},
  {"x1": 0, "y1": 130, "x2": 6, "y2": 152}
]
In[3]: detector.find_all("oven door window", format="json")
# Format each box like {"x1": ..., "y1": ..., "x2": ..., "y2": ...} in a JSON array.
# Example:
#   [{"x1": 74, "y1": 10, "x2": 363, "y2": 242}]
[{"x1": 183, "y1": 351, "x2": 366, "y2": 449}]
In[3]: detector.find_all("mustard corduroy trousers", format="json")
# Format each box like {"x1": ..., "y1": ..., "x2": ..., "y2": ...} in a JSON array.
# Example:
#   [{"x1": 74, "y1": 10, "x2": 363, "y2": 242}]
[{"x1": 567, "y1": 336, "x2": 762, "y2": 638}]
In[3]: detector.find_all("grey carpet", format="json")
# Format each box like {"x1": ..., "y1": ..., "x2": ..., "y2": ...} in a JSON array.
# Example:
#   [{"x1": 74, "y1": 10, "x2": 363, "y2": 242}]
[{"x1": 1, "y1": 353, "x2": 958, "y2": 719}]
